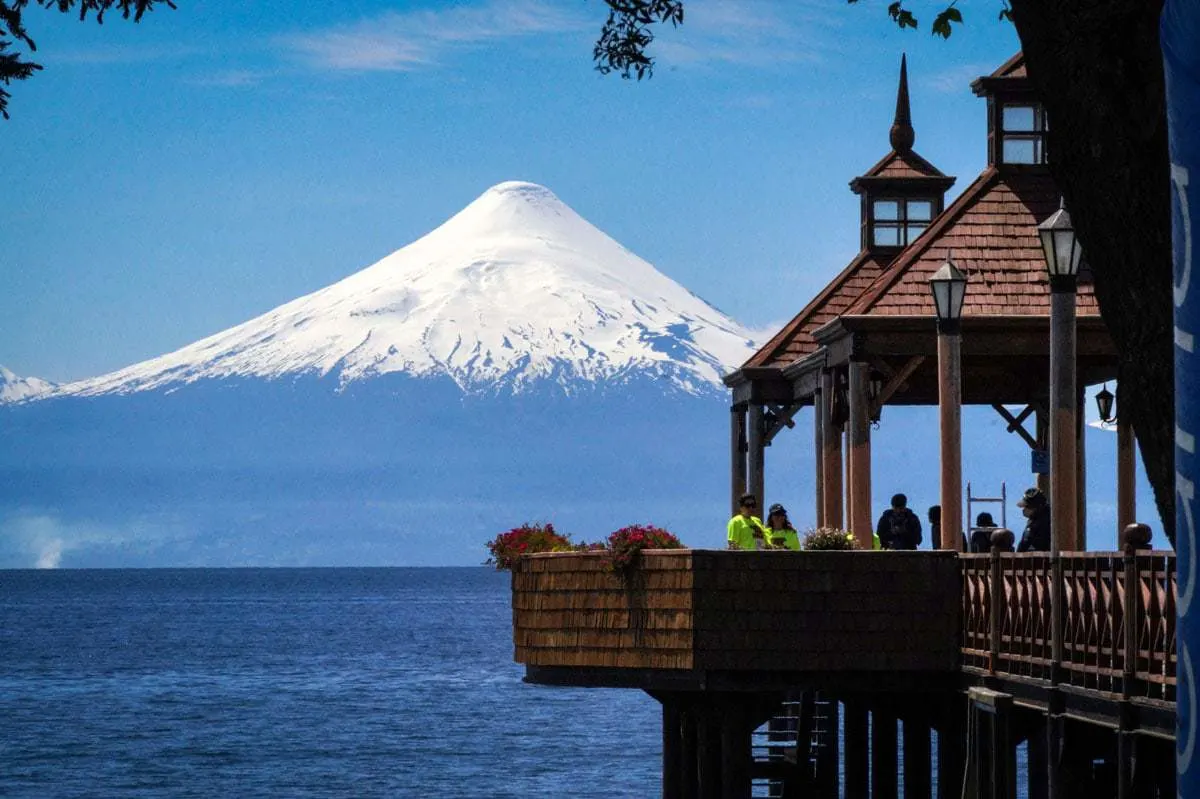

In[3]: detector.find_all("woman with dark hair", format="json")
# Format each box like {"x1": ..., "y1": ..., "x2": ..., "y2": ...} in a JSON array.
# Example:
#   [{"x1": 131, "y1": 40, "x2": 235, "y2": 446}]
[{"x1": 765, "y1": 503, "x2": 800, "y2": 551}]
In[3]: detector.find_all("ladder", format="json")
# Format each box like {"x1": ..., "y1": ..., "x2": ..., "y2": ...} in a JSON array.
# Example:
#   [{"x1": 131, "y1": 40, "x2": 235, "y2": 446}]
[{"x1": 966, "y1": 481, "x2": 1007, "y2": 550}]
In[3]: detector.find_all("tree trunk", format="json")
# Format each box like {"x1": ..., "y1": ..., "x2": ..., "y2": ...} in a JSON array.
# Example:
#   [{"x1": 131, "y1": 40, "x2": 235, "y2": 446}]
[{"x1": 1009, "y1": 0, "x2": 1175, "y2": 545}]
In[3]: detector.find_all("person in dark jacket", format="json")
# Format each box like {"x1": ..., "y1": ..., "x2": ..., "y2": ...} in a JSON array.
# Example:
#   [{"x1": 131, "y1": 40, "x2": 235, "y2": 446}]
[
  {"x1": 877, "y1": 493, "x2": 922, "y2": 550},
  {"x1": 969, "y1": 512, "x2": 998, "y2": 553},
  {"x1": 927, "y1": 505, "x2": 942, "y2": 549},
  {"x1": 1016, "y1": 488, "x2": 1051, "y2": 552}
]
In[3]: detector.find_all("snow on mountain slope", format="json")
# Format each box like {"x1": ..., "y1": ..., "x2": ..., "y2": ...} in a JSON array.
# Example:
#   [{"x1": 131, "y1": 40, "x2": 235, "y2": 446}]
[
  {"x1": 0, "y1": 366, "x2": 56, "y2": 404},
  {"x1": 55, "y1": 182, "x2": 760, "y2": 398}
]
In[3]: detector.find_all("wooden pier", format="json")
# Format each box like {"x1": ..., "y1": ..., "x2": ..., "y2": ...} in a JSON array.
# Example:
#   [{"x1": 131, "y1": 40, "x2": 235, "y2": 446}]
[{"x1": 511, "y1": 534, "x2": 1176, "y2": 797}]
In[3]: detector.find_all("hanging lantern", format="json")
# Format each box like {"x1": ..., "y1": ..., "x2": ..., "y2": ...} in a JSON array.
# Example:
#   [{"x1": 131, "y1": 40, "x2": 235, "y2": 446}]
[{"x1": 1096, "y1": 383, "x2": 1116, "y2": 424}]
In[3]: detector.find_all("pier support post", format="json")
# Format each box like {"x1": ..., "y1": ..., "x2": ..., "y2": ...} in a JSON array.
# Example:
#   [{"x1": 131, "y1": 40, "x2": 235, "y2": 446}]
[
  {"x1": 872, "y1": 707, "x2": 899, "y2": 799},
  {"x1": 814, "y1": 698, "x2": 839, "y2": 797},
  {"x1": 903, "y1": 716, "x2": 932, "y2": 799},
  {"x1": 663, "y1": 697, "x2": 684, "y2": 799},
  {"x1": 844, "y1": 700, "x2": 869, "y2": 798},
  {"x1": 681, "y1": 704, "x2": 699, "y2": 799},
  {"x1": 937, "y1": 696, "x2": 966, "y2": 799},
  {"x1": 696, "y1": 705, "x2": 722, "y2": 799},
  {"x1": 1026, "y1": 723, "x2": 1049, "y2": 799}
]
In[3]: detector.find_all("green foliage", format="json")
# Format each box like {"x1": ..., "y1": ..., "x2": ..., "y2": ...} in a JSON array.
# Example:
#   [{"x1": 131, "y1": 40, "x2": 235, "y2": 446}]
[
  {"x1": 802, "y1": 527, "x2": 860, "y2": 551},
  {"x1": 0, "y1": 0, "x2": 176, "y2": 118},
  {"x1": 593, "y1": 1, "x2": 1011, "y2": 81},
  {"x1": 593, "y1": 0, "x2": 684, "y2": 80}
]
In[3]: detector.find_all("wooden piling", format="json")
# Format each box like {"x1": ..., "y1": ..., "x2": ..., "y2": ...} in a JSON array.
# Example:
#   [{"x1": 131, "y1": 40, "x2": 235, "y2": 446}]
[
  {"x1": 844, "y1": 700, "x2": 869, "y2": 797},
  {"x1": 903, "y1": 717, "x2": 932, "y2": 799},
  {"x1": 872, "y1": 708, "x2": 899, "y2": 799}
]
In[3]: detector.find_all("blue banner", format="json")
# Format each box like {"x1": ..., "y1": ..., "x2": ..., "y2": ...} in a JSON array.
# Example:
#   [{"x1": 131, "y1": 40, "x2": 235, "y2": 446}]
[{"x1": 1165, "y1": 0, "x2": 1200, "y2": 790}]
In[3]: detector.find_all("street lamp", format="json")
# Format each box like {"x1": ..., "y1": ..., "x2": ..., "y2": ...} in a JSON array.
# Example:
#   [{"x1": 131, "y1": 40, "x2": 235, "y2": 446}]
[
  {"x1": 868, "y1": 370, "x2": 884, "y2": 425},
  {"x1": 1038, "y1": 199, "x2": 1082, "y2": 554},
  {"x1": 930, "y1": 255, "x2": 967, "y2": 551}
]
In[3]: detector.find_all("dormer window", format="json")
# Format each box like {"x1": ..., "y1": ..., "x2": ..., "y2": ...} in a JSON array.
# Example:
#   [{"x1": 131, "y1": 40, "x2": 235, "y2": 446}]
[
  {"x1": 1000, "y1": 103, "x2": 1048, "y2": 164},
  {"x1": 872, "y1": 198, "x2": 933, "y2": 247}
]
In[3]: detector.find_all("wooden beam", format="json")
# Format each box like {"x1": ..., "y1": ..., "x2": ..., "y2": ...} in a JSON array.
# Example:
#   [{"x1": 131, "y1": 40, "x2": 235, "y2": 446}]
[
  {"x1": 871, "y1": 355, "x2": 926, "y2": 413},
  {"x1": 730, "y1": 406, "x2": 747, "y2": 516},
  {"x1": 748, "y1": 404, "x2": 766, "y2": 514},
  {"x1": 991, "y1": 404, "x2": 1040, "y2": 450},
  {"x1": 849, "y1": 363, "x2": 873, "y2": 549},
  {"x1": 764, "y1": 402, "x2": 801, "y2": 444},
  {"x1": 1117, "y1": 420, "x2": 1136, "y2": 534},
  {"x1": 821, "y1": 371, "x2": 843, "y2": 530},
  {"x1": 814, "y1": 393, "x2": 825, "y2": 528},
  {"x1": 938, "y1": 331, "x2": 964, "y2": 552}
]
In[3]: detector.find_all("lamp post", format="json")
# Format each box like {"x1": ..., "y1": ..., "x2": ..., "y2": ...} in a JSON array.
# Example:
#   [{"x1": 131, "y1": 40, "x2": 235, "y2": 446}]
[
  {"x1": 930, "y1": 256, "x2": 967, "y2": 551},
  {"x1": 1038, "y1": 200, "x2": 1084, "y2": 554}
]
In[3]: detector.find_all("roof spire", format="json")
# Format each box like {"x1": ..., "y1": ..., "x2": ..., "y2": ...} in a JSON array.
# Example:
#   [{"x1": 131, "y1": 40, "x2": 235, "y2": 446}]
[{"x1": 890, "y1": 53, "x2": 915, "y2": 153}]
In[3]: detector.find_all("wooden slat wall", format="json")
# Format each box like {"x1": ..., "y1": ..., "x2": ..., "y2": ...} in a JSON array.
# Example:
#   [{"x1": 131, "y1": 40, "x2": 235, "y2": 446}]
[
  {"x1": 512, "y1": 550, "x2": 962, "y2": 674},
  {"x1": 691, "y1": 551, "x2": 961, "y2": 672},
  {"x1": 512, "y1": 551, "x2": 696, "y2": 670}
]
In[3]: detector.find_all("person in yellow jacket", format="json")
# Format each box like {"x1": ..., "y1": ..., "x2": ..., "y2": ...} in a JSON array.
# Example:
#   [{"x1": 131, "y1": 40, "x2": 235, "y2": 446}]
[
  {"x1": 765, "y1": 503, "x2": 801, "y2": 551},
  {"x1": 727, "y1": 494, "x2": 769, "y2": 550}
]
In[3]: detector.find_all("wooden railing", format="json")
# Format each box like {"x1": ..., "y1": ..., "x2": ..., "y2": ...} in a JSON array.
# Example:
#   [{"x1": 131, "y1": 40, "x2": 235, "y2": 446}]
[{"x1": 961, "y1": 549, "x2": 1176, "y2": 702}]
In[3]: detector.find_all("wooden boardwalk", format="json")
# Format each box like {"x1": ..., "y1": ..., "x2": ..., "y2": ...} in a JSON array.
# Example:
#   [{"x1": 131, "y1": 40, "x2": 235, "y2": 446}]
[{"x1": 512, "y1": 545, "x2": 1177, "y2": 797}]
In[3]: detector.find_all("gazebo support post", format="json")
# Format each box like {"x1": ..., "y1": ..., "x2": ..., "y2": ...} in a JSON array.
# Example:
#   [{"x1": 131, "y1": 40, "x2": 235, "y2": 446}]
[
  {"x1": 730, "y1": 404, "x2": 747, "y2": 514},
  {"x1": 821, "y1": 370, "x2": 844, "y2": 529},
  {"x1": 1049, "y1": 285, "x2": 1079, "y2": 554},
  {"x1": 849, "y1": 362, "x2": 873, "y2": 548},
  {"x1": 937, "y1": 324, "x2": 963, "y2": 551},
  {"x1": 1036, "y1": 406, "x2": 1050, "y2": 495},
  {"x1": 815, "y1": 390, "x2": 826, "y2": 528},
  {"x1": 1117, "y1": 419, "x2": 1135, "y2": 533},
  {"x1": 748, "y1": 404, "x2": 766, "y2": 509},
  {"x1": 1076, "y1": 388, "x2": 1087, "y2": 550}
]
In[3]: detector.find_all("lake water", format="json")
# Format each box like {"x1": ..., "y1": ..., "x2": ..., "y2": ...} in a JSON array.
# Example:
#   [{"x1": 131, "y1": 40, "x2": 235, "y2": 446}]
[{"x1": 0, "y1": 568, "x2": 662, "y2": 798}]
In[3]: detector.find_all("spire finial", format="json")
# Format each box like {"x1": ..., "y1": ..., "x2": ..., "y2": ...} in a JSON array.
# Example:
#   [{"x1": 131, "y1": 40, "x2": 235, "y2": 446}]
[{"x1": 890, "y1": 53, "x2": 915, "y2": 153}]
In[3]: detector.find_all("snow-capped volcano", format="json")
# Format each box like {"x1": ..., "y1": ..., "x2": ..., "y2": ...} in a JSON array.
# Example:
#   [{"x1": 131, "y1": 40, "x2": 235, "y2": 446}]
[
  {"x1": 55, "y1": 181, "x2": 758, "y2": 398},
  {"x1": 0, "y1": 366, "x2": 56, "y2": 403}
]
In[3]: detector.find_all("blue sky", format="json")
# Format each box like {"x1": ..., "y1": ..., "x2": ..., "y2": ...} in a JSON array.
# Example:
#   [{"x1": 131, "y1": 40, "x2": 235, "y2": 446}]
[{"x1": 2, "y1": 0, "x2": 1023, "y2": 383}]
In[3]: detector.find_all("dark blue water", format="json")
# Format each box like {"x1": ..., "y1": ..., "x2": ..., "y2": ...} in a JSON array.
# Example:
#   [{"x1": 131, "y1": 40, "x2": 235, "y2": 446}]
[{"x1": 0, "y1": 568, "x2": 662, "y2": 798}]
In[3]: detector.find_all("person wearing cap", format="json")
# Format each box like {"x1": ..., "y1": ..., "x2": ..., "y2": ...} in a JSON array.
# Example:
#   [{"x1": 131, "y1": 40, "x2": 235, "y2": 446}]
[
  {"x1": 764, "y1": 503, "x2": 801, "y2": 551},
  {"x1": 969, "y1": 512, "x2": 998, "y2": 553},
  {"x1": 1016, "y1": 487, "x2": 1051, "y2": 552},
  {"x1": 727, "y1": 493, "x2": 769, "y2": 550}
]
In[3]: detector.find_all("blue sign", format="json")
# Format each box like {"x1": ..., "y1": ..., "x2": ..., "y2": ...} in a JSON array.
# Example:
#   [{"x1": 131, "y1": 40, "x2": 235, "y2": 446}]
[
  {"x1": 1030, "y1": 449, "x2": 1049, "y2": 475},
  {"x1": 1164, "y1": 0, "x2": 1200, "y2": 788}
]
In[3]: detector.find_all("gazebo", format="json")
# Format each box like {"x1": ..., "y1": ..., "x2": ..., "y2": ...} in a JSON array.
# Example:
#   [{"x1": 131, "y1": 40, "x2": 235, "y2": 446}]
[{"x1": 723, "y1": 53, "x2": 1133, "y2": 551}]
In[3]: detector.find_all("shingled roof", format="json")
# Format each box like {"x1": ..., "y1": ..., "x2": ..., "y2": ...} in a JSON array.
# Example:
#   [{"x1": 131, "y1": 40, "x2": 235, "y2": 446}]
[
  {"x1": 845, "y1": 167, "x2": 1101, "y2": 318},
  {"x1": 743, "y1": 252, "x2": 890, "y2": 368}
]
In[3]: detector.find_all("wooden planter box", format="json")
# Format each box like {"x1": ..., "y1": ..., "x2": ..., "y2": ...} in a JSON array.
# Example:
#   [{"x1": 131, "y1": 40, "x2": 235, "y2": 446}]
[{"x1": 512, "y1": 549, "x2": 961, "y2": 676}]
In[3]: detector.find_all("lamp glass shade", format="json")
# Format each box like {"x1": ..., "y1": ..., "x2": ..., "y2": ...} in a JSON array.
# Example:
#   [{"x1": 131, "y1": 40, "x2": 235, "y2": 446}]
[
  {"x1": 1037, "y1": 205, "x2": 1083, "y2": 278},
  {"x1": 1096, "y1": 384, "x2": 1115, "y2": 423},
  {"x1": 929, "y1": 260, "x2": 967, "y2": 323}
]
